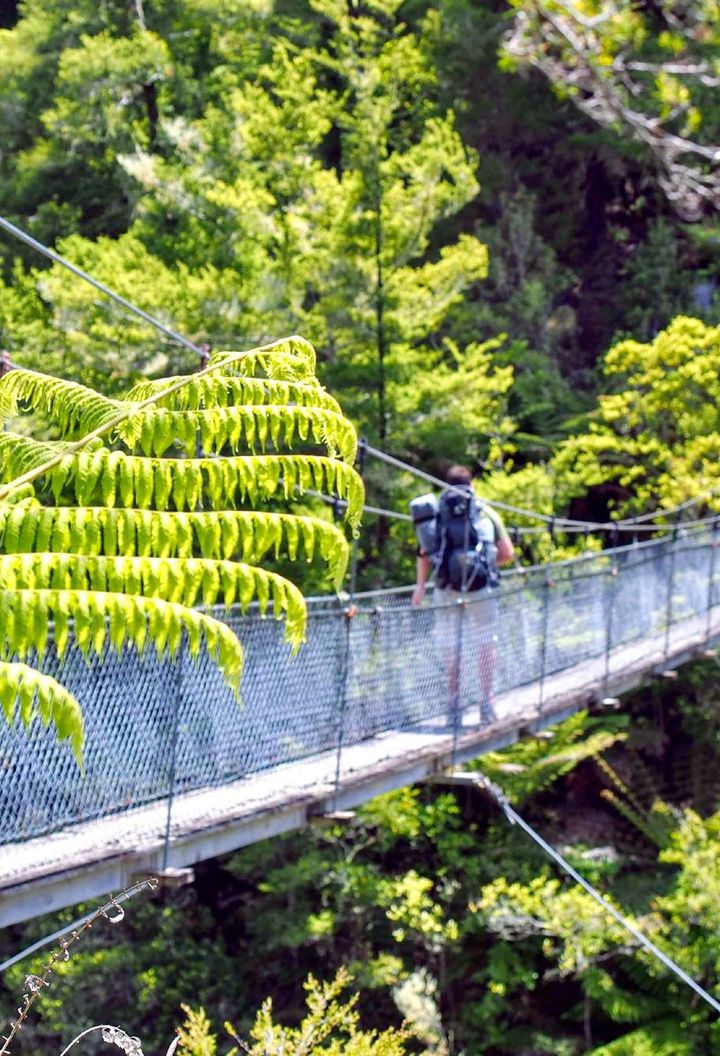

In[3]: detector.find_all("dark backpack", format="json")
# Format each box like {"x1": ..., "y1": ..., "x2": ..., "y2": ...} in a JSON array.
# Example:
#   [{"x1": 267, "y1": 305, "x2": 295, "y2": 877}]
[{"x1": 435, "y1": 485, "x2": 498, "y2": 592}]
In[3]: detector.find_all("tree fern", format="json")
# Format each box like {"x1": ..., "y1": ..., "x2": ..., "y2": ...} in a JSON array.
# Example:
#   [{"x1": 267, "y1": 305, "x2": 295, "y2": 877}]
[
  {"x1": 0, "y1": 555, "x2": 307, "y2": 647},
  {"x1": 0, "y1": 440, "x2": 363, "y2": 522},
  {"x1": 0, "y1": 384, "x2": 355, "y2": 461},
  {"x1": 0, "y1": 336, "x2": 362, "y2": 762},
  {"x1": 207, "y1": 336, "x2": 317, "y2": 380},
  {"x1": 0, "y1": 368, "x2": 122, "y2": 437},
  {"x1": 0, "y1": 588, "x2": 244, "y2": 683}
]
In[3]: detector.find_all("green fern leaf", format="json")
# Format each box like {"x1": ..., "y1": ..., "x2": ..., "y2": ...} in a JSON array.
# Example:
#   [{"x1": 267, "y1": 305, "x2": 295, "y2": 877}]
[
  {"x1": 0, "y1": 507, "x2": 350, "y2": 584},
  {"x1": 0, "y1": 369, "x2": 121, "y2": 438},
  {"x1": 0, "y1": 661, "x2": 84, "y2": 762},
  {"x1": 0, "y1": 335, "x2": 360, "y2": 758},
  {"x1": 125, "y1": 375, "x2": 341, "y2": 415},
  {"x1": 1, "y1": 588, "x2": 244, "y2": 692}
]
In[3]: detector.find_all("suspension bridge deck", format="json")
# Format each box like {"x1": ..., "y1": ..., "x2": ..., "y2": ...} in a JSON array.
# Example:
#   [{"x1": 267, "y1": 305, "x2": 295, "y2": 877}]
[{"x1": 2, "y1": 585, "x2": 718, "y2": 928}]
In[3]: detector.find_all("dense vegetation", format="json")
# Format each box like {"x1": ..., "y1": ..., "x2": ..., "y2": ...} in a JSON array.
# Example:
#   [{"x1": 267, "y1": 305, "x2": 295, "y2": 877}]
[
  {"x1": 3, "y1": 674, "x2": 720, "y2": 1054},
  {"x1": 2, "y1": 0, "x2": 720, "y2": 1052},
  {"x1": 2, "y1": 0, "x2": 720, "y2": 584}
]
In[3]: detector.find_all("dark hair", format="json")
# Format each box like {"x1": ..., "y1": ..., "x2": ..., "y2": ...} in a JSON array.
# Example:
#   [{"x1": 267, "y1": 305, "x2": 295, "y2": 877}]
[{"x1": 445, "y1": 464, "x2": 473, "y2": 486}]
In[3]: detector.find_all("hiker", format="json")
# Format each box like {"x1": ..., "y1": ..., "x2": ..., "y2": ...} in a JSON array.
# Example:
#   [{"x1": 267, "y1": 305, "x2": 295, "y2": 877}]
[{"x1": 410, "y1": 465, "x2": 515, "y2": 720}]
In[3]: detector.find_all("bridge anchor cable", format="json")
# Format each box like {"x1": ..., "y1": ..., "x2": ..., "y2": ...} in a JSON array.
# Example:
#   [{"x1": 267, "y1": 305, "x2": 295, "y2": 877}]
[{"x1": 447, "y1": 771, "x2": 720, "y2": 1016}]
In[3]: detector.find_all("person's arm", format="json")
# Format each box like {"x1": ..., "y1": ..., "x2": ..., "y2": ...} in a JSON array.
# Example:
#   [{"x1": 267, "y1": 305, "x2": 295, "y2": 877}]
[
  {"x1": 496, "y1": 533, "x2": 515, "y2": 567},
  {"x1": 485, "y1": 506, "x2": 515, "y2": 567},
  {"x1": 412, "y1": 552, "x2": 432, "y2": 606}
]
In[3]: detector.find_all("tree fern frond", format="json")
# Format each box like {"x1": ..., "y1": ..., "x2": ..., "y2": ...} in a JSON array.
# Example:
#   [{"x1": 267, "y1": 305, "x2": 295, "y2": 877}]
[
  {"x1": 0, "y1": 379, "x2": 16, "y2": 423},
  {"x1": 0, "y1": 554, "x2": 307, "y2": 648},
  {"x1": 0, "y1": 432, "x2": 74, "y2": 479},
  {"x1": 119, "y1": 405, "x2": 357, "y2": 462},
  {"x1": 125, "y1": 375, "x2": 342, "y2": 415},
  {"x1": 0, "y1": 369, "x2": 122, "y2": 434},
  {"x1": 3, "y1": 484, "x2": 38, "y2": 506},
  {"x1": 207, "y1": 336, "x2": 317, "y2": 381},
  {"x1": 42, "y1": 451, "x2": 363, "y2": 523},
  {"x1": 0, "y1": 588, "x2": 244, "y2": 691},
  {"x1": 0, "y1": 661, "x2": 83, "y2": 763},
  {"x1": 0, "y1": 335, "x2": 360, "y2": 759},
  {"x1": 0, "y1": 506, "x2": 351, "y2": 587},
  {"x1": 0, "y1": 434, "x2": 112, "y2": 494}
]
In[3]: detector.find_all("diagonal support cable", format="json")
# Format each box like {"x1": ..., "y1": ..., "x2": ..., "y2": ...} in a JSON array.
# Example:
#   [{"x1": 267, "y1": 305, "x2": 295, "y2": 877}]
[
  {"x1": 0, "y1": 215, "x2": 204, "y2": 359},
  {"x1": 443, "y1": 770, "x2": 720, "y2": 1016}
]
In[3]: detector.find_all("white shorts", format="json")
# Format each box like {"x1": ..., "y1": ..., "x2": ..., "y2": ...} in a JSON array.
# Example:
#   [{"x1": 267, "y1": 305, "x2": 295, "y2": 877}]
[{"x1": 432, "y1": 586, "x2": 498, "y2": 651}]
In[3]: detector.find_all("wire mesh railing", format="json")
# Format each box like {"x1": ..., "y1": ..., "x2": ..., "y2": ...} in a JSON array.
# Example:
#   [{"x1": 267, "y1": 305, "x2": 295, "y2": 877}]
[{"x1": 2, "y1": 528, "x2": 719, "y2": 849}]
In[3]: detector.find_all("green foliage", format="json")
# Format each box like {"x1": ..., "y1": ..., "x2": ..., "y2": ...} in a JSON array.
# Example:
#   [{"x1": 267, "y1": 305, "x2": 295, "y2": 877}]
[
  {"x1": 0, "y1": 506, "x2": 350, "y2": 586},
  {"x1": 588, "y1": 1020, "x2": 695, "y2": 1054},
  {"x1": 225, "y1": 970, "x2": 408, "y2": 1056},
  {"x1": 472, "y1": 874, "x2": 628, "y2": 975},
  {"x1": 476, "y1": 710, "x2": 629, "y2": 805},
  {"x1": 0, "y1": 0, "x2": 496, "y2": 461},
  {"x1": 554, "y1": 316, "x2": 720, "y2": 516},
  {"x1": 176, "y1": 1004, "x2": 217, "y2": 1056},
  {"x1": 0, "y1": 661, "x2": 83, "y2": 760},
  {"x1": 618, "y1": 221, "x2": 690, "y2": 343},
  {"x1": 378, "y1": 870, "x2": 460, "y2": 953},
  {"x1": 595, "y1": 757, "x2": 678, "y2": 849},
  {"x1": 389, "y1": 337, "x2": 514, "y2": 466},
  {"x1": 503, "y1": 0, "x2": 720, "y2": 217},
  {"x1": 4, "y1": 1, "x2": 720, "y2": 1051},
  {"x1": 0, "y1": 554, "x2": 308, "y2": 648},
  {"x1": 6, "y1": 686, "x2": 720, "y2": 1055},
  {"x1": 0, "y1": 336, "x2": 360, "y2": 759}
]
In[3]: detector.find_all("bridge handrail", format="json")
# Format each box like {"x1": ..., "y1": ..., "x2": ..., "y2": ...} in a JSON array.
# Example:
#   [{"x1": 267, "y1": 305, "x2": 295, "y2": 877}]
[{"x1": 1, "y1": 524, "x2": 718, "y2": 851}]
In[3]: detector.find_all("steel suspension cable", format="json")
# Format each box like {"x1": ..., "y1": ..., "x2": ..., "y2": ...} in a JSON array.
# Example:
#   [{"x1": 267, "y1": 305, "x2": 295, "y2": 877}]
[
  {"x1": 305, "y1": 488, "x2": 413, "y2": 522},
  {"x1": 0, "y1": 215, "x2": 206, "y2": 360},
  {"x1": 362, "y1": 442, "x2": 600, "y2": 528},
  {"x1": 616, "y1": 489, "x2": 720, "y2": 526},
  {"x1": 0, "y1": 880, "x2": 158, "y2": 975},
  {"x1": 466, "y1": 772, "x2": 720, "y2": 1016},
  {"x1": 362, "y1": 442, "x2": 720, "y2": 536}
]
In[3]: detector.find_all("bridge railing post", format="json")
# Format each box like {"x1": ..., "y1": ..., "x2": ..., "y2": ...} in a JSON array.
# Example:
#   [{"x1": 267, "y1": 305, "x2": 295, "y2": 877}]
[
  {"x1": 602, "y1": 561, "x2": 618, "y2": 703},
  {"x1": 705, "y1": 519, "x2": 719, "y2": 643},
  {"x1": 450, "y1": 599, "x2": 466, "y2": 760},
  {"x1": 663, "y1": 528, "x2": 679, "y2": 662},
  {"x1": 331, "y1": 440, "x2": 364, "y2": 805},
  {"x1": 332, "y1": 605, "x2": 354, "y2": 807},
  {"x1": 538, "y1": 574, "x2": 552, "y2": 714},
  {"x1": 162, "y1": 636, "x2": 185, "y2": 871}
]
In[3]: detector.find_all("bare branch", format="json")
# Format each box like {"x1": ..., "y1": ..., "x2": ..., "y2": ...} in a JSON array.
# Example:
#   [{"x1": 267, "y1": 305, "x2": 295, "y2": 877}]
[{"x1": 505, "y1": 0, "x2": 720, "y2": 217}]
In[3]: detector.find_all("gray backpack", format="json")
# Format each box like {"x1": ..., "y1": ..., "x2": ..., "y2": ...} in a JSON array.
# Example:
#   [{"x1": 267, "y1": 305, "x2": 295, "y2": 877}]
[{"x1": 410, "y1": 487, "x2": 498, "y2": 592}]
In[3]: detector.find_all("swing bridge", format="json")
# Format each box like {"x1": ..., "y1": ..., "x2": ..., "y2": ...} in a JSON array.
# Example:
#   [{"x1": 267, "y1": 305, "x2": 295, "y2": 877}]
[
  {"x1": 2, "y1": 524, "x2": 720, "y2": 927},
  {"x1": 0, "y1": 213, "x2": 718, "y2": 941}
]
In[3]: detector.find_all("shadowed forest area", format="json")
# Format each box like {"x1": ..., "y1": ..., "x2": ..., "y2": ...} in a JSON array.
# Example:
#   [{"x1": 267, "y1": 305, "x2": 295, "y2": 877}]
[{"x1": 1, "y1": 0, "x2": 720, "y2": 1051}]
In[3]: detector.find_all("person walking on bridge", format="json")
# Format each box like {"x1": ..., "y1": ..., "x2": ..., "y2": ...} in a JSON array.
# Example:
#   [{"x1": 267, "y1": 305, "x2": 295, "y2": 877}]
[{"x1": 410, "y1": 465, "x2": 515, "y2": 722}]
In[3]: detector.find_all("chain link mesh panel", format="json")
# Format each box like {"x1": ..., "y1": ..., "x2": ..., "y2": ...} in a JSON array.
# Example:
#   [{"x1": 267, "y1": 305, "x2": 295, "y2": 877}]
[{"x1": 1, "y1": 531, "x2": 719, "y2": 845}]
